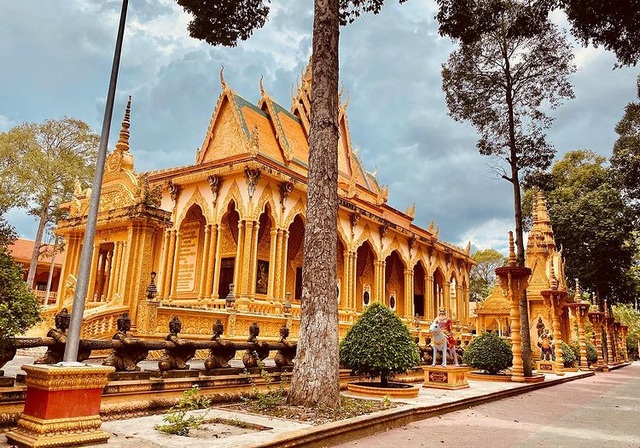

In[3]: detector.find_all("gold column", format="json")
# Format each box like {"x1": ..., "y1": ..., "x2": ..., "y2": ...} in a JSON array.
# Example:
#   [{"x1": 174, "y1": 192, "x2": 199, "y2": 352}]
[
  {"x1": 495, "y1": 232, "x2": 531, "y2": 383},
  {"x1": 248, "y1": 221, "x2": 260, "y2": 299},
  {"x1": 211, "y1": 225, "x2": 223, "y2": 300},
  {"x1": 232, "y1": 220, "x2": 245, "y2": 295},
  {"x1": 273, "y1": 229, "x2": 283, "y2": 299},
  {"x1": 86, "y1": 244, "x2": 100, "y2": 303},
  {"x1": 268, "y1": 228, "x2": 278, "y2": 298},
  {"x1": 169, "y1": 231, "x2": 181, "y2": 300},
  {"x1": 605, "y1": 317, "x2": 615, "y2": 366},
  {"x1": 205, "y1": 224, "x2": 217, "y2": 300},
  {"x1": 350, "y1": 252, "x2": 357, "y2": 310},
  {"x1": 373, "y1": 259, "x2": 385, "y2": 303},
  {"x1": 105, "y1": 242, "x2": 120, "y2": 301},
  {"x1": 280, "y1": 230, "x2": 290, "y2": 299},
  {"x1": 198, "y1": 224, "x2": 211, "y2": 300},
  {"x1": 551, "y1": 297, "x2": 565, "y2": 375},
  {"x1": 621, "y1": 326, "x2": 629, "y2": 362},
  {"x1": 161, "y1": 229, "x2": 176, "y2": 299},
  {"x1": 425, "y1": 274, "x2": 434, "y2": 320},
  {"x1": 404, "y1": 269, "x2": 414, "y2": 318},
  {"x1": 575, "y1": 303, "x2": 590, "y2": 370},
  {"x1": 588, "y1": 312, "x2": 606, "y2": 369},
  {"x1": 240, "y1": 220, "x2": 255, "y2": 298}
]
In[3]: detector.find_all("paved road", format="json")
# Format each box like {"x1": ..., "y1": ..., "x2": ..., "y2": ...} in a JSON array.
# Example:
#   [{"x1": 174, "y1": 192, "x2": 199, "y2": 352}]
[{"x1": 337, "y1": 363, "x2": 640, "y2": 448}]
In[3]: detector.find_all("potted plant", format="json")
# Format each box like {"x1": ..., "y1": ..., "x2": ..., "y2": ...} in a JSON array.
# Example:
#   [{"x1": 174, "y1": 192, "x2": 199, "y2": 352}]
[
  {"x1": 463, "y1": 332, "x2": 513, "y2": 380},
  {"x1": 340, "y1": 303, "x2": 421, "y2": 398}
]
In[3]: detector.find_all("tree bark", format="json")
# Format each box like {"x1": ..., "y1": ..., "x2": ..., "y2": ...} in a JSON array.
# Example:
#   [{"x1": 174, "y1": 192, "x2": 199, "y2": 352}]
[
  {"x1": 287, "y1": 0, "x2": 341, "y2": 408},
  {"x1": 26, "y1": 207, "x2": 49, "y2": 289}
]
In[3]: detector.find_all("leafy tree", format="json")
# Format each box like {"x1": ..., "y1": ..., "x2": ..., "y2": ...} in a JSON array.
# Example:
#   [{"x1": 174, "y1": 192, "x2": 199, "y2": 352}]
[
  {"x1": 0, "y1": 118, "x2": 98, "y2": 290},
  {"x1": 441, "y1": 0, "x2": 575, "y2": 375},
  {"x1": 339, "y1": 303, "x2": 420, "y2": 387},
  {"x1": 560, "y1": 340, "x2": 576, "y2": 367},
  {"x1": 0, "y1": 223, "x2": 41, "y2": 354},
  {"x1": 435, "y1": 0, "x2": 640, "y2": 67},
  {"x1": 175, "y1": 0, "x2": 406, "y2": 409},
  {"x1": 462, "y1": 331, "x2": 513, "y2": 374},
  {"x1": 611, "y1": 75, "x2": 640, "y2": 219},
  {"x1": 612, "y1": 303, "x2": 640, "y2": 359},
  {"x1": 470, "y1": 248, "x2": 506, "y2": 301},
  {"x1": 539, "y1": 150, "x2": 637, "y2": 306}
]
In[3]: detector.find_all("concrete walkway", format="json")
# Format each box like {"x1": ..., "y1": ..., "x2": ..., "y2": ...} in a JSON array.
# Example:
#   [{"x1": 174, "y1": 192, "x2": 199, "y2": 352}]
[
  {"x1": 336, "y1": 363, "x2": 640, "y2": 448},
  {"x1": 3, "y1": 364, "x2": 636, "y2": 448}
]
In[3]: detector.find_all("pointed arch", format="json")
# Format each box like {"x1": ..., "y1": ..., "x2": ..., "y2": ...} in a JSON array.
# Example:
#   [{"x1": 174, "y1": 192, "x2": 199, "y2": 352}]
[
  {"x1": 217, "y1": 180, "x2": 246, "y2": 223},
  {"x1": 284, "y1": 197, "x2": 306, "y2": 228},
  {"x1": 384, "y1": 249, "x2": 406, "y2": 315},
  {"x1": 176, "y1": 187, "x2": 212, "y2": 228}
]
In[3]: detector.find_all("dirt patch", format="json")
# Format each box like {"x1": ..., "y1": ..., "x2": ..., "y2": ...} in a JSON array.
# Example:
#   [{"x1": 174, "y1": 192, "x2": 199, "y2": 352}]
[{"x1": 186, "y1": 418, "x2": 270, "y2": 439}]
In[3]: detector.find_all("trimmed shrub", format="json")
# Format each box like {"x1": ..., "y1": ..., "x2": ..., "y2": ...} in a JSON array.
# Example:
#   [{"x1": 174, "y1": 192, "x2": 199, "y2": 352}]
[
  {"x1": 462, "y1": 332, "x2": 512, "y2": 374},
  {"x1": 561, "y1": 341, "x2": 577, "y2": 367},
  {"x1": 339, "y1": 303, "x2": 420, "y2": 387},
  {"x1": 586, "y1": 341, "x2": 598, "y2": 364}
]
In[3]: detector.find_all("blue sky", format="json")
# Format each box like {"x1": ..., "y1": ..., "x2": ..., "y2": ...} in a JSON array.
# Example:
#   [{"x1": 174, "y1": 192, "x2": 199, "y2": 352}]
[{"x1": 1, "y1": 0, "x2": 637, "y2": 253}]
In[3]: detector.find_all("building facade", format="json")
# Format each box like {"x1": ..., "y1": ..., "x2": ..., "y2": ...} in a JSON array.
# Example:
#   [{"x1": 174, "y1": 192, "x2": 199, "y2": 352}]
[{"x1": 53, "y1": 66, "x2": 474, "y2": 341}]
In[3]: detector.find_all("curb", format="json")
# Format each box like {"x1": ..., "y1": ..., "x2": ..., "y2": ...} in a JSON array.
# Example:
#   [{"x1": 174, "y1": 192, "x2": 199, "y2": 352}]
[{"x1": 255, "y1": 371, "x2": 595, "y2": 448}]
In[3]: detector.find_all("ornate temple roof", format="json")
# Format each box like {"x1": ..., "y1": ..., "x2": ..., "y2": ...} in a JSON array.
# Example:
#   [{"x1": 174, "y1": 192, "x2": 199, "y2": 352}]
[{"x1": 192, "y1": 64, "x2": 388, "y2": 209}]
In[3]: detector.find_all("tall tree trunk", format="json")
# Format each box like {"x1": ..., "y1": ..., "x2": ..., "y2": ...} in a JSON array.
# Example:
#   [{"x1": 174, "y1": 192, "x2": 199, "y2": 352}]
[
  {"x1": 26, "y1": 207, "x2": 48, "y2": 289},
  {"x1": 287, "y1": 0, "x2": 341, "y2": 409}
]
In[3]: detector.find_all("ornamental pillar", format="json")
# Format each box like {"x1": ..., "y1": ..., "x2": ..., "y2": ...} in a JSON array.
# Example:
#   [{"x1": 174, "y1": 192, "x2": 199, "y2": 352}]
[
  {"x1": 620, "y1": 325, "x2": 629, "y2": 362},
  {"x1": 204, "y1": 224, "x2": 218, "y2": 301},
  {"x1": 605, "y1": 316, "x2": 615, "y2": 366},
  {"x1": 404, "y1": 269, "x2": 414, "y2": 318},
  {"x1": 425, "y1": 274, "x2": 434, "y2": 320},
  {"x1": 268, "y1": 228, "x2": 278, "y2": 299},
  {"x1": 373, "y1": 259, "x2": 385, "y2": 303},
  {"x1": 232, "y1": 220, "x2": 245, "y2": 295},
  {"x1": 280, "y1": 230, "x2": 290, "y2": 299},
  {"x1": 570, "y1": 302, "x2": 591, "y2": 370},
  {"x1": 168, "y1": 231, "x2": 181, "y2": 301},
  {"x1": 495, "y1": 232, "x2": 531, "y2": 383},
  {"x1": 210, "y1": 225, "x2": 223, "y2": 300},
  {"x1": 198, "y1": 224, "x2": 211, "y2": 300},
  {"x1": 588, "y1": 311, "x2": 606, "y2": 370}
]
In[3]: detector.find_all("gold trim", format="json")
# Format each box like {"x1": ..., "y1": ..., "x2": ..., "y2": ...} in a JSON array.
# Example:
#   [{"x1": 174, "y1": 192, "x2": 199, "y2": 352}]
[{"x1": 22, "y1": 365, "x2": 114, "y2": 391}]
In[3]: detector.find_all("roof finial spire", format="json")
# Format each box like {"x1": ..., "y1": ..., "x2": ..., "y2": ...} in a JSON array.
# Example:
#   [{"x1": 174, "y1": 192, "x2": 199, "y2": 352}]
[
  {"x1": 549, "y1": 260, "x2": 558, "y2": 290},
  {"x1": 220, "y1": 66, "x2": 228, "y2": 90},
  {"x1": 115, "y1": 95, "x2": 131, "y2": 152},
  {"x1": 574, "y1": 278, "x2": 582, "y2": 302},
  {"x1": 259, "y1": 75, "x2": 266, "y2": 97},
  {"x1": 508, "y1": 231, "x2": 516, "y2": 266}
]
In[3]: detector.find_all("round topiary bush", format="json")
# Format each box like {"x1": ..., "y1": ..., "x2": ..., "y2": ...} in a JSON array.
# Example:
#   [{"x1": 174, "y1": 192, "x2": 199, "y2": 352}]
[
  {"x1": 339, "y1": 302, "x2": 420, "y2": 387},
  {"x1": 586, "y1": 341, "x2": 598, "y2": 365},
  {"x1": 462, "y1": 332, "x2": 512, "y2": 375},
  {"x1": 561, "y1": 341, "x2": 577, "y2": 367}
]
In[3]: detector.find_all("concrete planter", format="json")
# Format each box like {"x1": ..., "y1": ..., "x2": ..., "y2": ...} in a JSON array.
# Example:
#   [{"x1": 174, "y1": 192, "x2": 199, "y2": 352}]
[{"x1": 346, "y1": 381, "x2": 420, "y2": 398}]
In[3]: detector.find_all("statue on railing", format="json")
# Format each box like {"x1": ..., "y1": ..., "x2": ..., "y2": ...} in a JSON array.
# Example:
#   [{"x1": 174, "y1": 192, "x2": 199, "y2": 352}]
[
  {"x1": 204, "y1": 319, "x2": 236, "y2": 370},
  {"x1": 35, "y1": 308, "x2": 90, "y2": 364},
  {"x1": 274, "y1": 324, "x2": 296, "y2": 370},
  {"x1": 103, "y1": 312, "x2": 149, "y2": 371},
  {"x1": 158, "y1": 316, "x2": 196, "y2": 371},
  {"x1": 242, "y1": 322, "x2": 270, "y2": 369}
]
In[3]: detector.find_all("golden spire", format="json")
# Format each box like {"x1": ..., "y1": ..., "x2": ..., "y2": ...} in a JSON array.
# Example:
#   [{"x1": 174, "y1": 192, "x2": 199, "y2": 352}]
[
  {"x1": 574, "y1": 278, "x2": 581, "y2": 302},
  {"x1": 508, "y1": 231, "x2": 516, "y2": 266},
  {"x1": 115, "y1": 95, "x2": 131, "y2": 152}
]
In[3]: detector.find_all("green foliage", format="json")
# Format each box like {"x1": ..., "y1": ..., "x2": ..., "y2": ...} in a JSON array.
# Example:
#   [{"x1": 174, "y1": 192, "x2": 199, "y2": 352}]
[
  {"x1": 241, "y1": 356, "x2": 287, "y2": 411},
  {"x1": 470, "y1": 249, "x2": 506, "y2": 301},
  {"x1": 536, "y1": 150, "x2": 637, "y2": 305},
  {"x1": 155, "y1": 386, "x2": 211, "y2": 436},
  {"x1": 0, "y1": 245, "x2": 41, "y2": 351},
  {"x1": 462, "y1": 332, "x2": 513, "y2": 375},
  {"x1": 585, "y1": 341, "x2": 598, "y2": 364},
  {"x1": 339, "y1": 303, "x2": 420, "y2": 386},
  {"x1": 612, "y1": 303, "x2": 640, "y2": 358},
  {"x1": 611, "y1": 76, "x2": 640, "y2": 219},
  {"x1": 561, "y1": 341, "x2": 577, "y2": 367},
  {"x1": 435, "y1": 0, "x2": 640, "y2": 67}
]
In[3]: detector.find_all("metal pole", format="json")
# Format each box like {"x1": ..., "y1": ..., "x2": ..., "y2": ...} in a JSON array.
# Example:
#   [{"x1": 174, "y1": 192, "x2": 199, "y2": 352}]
[{"x1": 63, "y1": 0, "x2": 129, "y2": 363}]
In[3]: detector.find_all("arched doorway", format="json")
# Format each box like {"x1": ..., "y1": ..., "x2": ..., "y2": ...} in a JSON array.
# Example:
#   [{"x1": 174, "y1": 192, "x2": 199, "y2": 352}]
[
  {"x1": 355, "y1": 241, "x2": 375, "y2": 312},
  {"x1": 385, "y1": 250, "x2": 405, "y2": 315},
  {"x1": 413, "y1": 261, "x2": 426, "y2": 318},
  {"x1": 217, "y1": 201, "x2": 239, "y2": 299}
]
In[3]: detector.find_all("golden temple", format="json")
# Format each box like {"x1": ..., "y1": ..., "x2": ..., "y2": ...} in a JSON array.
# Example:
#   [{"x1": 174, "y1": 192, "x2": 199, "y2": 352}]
[{"x1": 50, "y1": 65, "x2": 474, "y2": 342}]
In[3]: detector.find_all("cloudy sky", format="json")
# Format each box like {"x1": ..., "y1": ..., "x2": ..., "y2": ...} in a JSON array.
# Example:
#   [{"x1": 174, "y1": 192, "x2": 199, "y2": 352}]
[{"x1": 1, "y1": 0, "x2": 637, "y2": 253}]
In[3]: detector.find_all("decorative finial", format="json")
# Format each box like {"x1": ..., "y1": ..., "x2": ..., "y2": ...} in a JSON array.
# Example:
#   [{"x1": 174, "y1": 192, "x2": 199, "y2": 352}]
[
  {"x1": 259, "y1": 75, "x2": 266, "y2": 97},
  {"x1": 338, "y1": 82, "x2": 344, "y2": 99},
  {"x1": 549, "y1": 260, "x2": 558, "y2": 290},
  {"x1": 508, "y1": 231, "x2": 516, "y2": 266},
  {"x1": 220, "y1": 66, "x2": 227, "y2": 90},
  {"x1": 574, "y1": 278, "x2": 581, "y2": 302},
  {"x1": 115, "y1": 95, "x2": 131, "y2": 152}
]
